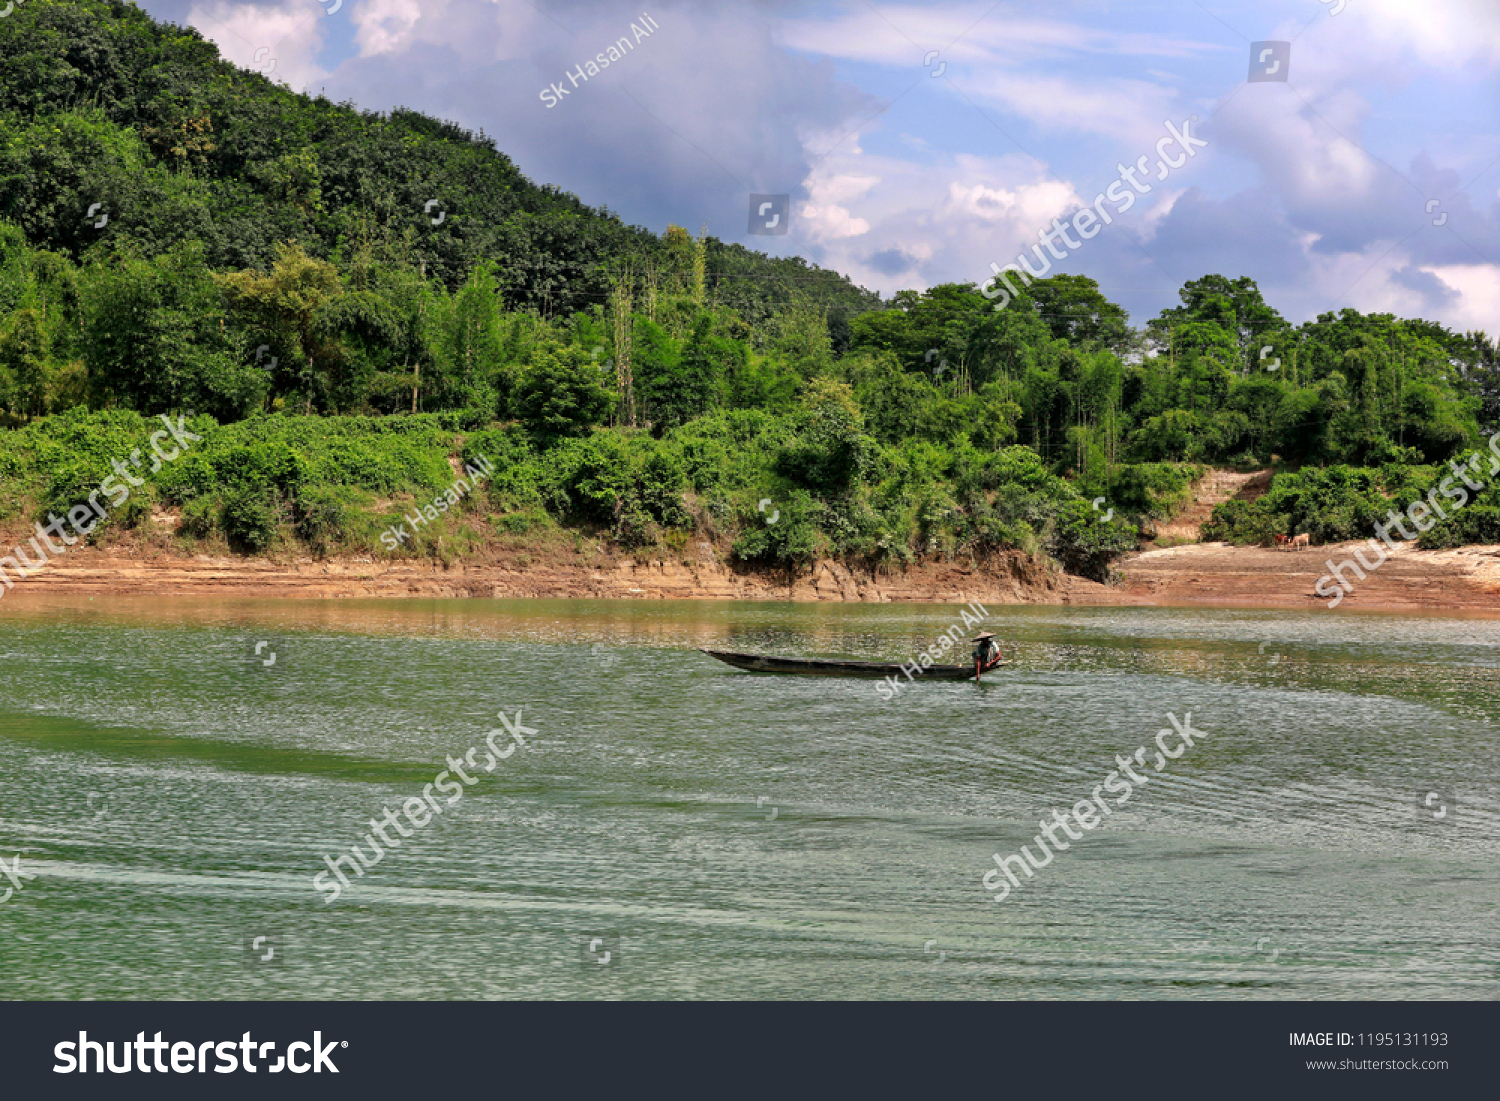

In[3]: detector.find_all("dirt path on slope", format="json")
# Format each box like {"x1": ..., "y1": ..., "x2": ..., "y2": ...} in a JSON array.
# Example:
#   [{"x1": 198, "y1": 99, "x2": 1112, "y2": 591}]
[{"x1": 1151, "y1": 468, "x2": 1270, "y2": 544}]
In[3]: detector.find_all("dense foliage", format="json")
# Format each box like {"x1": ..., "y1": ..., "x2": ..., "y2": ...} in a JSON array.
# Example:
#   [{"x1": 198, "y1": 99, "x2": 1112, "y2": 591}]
[
  {"x1": 2, "y1": 0, "x2": 1497, "y2": 582},
  {"x1": 1203, "y1": 445, "x2": 1500, "y2": 549}
]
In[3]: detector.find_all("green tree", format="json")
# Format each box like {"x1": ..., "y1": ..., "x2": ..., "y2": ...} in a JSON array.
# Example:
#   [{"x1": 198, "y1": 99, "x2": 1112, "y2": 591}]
[
  {"x1": 1024, "y1": 274, "x2": 1131, "y2": 352},
  {"x1": 1148, "y1": 274, "x2": 1286, "y2": 369},
  {"x1": 80, "y1": 240, "x2": 263, "y2": 418},
  {"x1": 214, "y1": 242, "x2": 343, "y2": 414},
  {"x1": 516, "y1": 342, "x2": 615, "y2": 443},
  {"x1": 639, "y1": 312, "x2": 740, "y2": 430},
  {"x1": 0, "y1": 306, "x2": 51, "y2": 419},
  {"x1": 438, "y1": 260, "x2": 507, "y2": 413},
  {"x1": 776, "y1": 378, "x2": 873, "y2": 494},
  {"x1": 631, "y1": 314, "x2": 687, "y2": 430}
]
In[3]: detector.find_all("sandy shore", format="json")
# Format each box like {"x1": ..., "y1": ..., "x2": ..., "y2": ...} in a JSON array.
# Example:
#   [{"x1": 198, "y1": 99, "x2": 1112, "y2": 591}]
[
  {"x1": 1099, "y1": 539, "x2": 1500, "y2": 613},
  {"x1": 3, "y1": 537, "x2": 1499, "y2": 613}
]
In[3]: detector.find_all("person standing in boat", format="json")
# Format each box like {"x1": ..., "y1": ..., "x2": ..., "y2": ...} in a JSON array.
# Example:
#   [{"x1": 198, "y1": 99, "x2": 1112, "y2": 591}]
[{"x1": 971, "y1": 632, "x2": 1000, "y2": 668}]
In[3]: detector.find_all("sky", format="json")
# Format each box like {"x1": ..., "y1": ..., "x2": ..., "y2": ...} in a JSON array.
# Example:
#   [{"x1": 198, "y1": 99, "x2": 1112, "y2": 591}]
[{"x1": 136, "y1": 0, "x2": 1500, "y2": 332}]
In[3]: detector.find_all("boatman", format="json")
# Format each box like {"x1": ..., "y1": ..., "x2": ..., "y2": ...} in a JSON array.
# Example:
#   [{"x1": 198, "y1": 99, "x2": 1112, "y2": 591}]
[{"x1": 972, "y1": 632, "x2": 1000, "y2": 668}]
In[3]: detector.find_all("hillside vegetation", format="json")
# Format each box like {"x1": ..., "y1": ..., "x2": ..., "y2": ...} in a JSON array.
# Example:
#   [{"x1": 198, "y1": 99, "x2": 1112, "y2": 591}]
[{"x1": 2, "y1": 0, "x2": 1498, "y2": 583}]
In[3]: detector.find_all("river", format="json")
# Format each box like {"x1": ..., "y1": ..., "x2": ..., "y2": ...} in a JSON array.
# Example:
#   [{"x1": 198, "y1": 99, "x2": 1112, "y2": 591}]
[{"x1": 1, "y1": 595, "x2": 1497, "y2": 999}]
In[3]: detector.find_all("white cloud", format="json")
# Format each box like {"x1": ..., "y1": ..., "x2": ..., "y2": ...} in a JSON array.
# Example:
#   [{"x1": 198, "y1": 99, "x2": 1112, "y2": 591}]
[
  {"x1": 1138, "y1": 187, "x2": 1187, "y2": 238},
  {"x1": 1358, "y1": 0, "x2": 1500, "y2": 69},
  {"x1": 184, "y1": 1, "x2": 328, "y2": 92},
  {"x1": 964, "y1": 71, "x2": 1183, "y2": 147},
  {"x1": 353, "y1": 0, "x2": 425, "y2": 58},
  {"x1": 781, "y1": 5, "x2": 1212, "y2": 149},
  {"x1": 1405, "y1": 263, "x2": 1500, "y2": 330},
  {"x1": 779, "y1": 6, "x2": 1221, "y2": 67},
  {"x1": 807, "y1": 172, "x2": 880, "y2": 206},
  {"x1": 790, "y1": 135, "x2": 1090, "y2": 294},
  {"x1": 800, "y1": 202, "x2": 871, "y2": 240},
  {"x1": 943, "y1": 176, "x2": 1081, "y2": 228}
]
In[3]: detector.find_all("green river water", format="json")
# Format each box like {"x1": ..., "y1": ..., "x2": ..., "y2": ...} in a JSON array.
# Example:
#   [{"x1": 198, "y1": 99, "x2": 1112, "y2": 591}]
[{"x1": 0, "y1": 595, "x2": 1496, "y2": 999}]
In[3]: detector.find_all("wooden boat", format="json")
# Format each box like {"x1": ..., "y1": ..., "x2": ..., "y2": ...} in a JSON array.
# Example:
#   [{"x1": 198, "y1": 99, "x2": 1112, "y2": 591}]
[{"x1": 700, "y1": 648, "x2": 1009, "y2": 680}]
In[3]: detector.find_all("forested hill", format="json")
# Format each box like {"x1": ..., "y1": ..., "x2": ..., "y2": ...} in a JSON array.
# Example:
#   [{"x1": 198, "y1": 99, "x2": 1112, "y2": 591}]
[
  {"x1": 0, "y1": 0, "x2": 876, "y2": 321},
  {"x1": 3, "y1": 0, "x2": 1500, "y2": 581}
]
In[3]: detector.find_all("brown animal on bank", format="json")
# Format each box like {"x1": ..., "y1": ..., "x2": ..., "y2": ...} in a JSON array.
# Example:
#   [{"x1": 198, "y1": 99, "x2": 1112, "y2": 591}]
[{"x1": 1273, "y1": 534, "x2": 1290, "y2": 550}]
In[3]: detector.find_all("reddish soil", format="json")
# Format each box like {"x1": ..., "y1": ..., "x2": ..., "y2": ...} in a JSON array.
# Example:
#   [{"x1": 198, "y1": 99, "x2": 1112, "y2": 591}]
[
  {"x1": 3, "y1": 538, "x2": 1496, "y2": 613},
  {"x1": 0, "y1": 542, "x2": 1069, "y2": 606},
  {"x1": 1072, "y1": 539, "x2": 1500, "y2": 613}
]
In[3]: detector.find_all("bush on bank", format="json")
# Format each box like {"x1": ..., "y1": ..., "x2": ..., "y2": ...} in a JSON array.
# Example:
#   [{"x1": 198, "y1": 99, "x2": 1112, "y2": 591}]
[
  {"x1": 1203, "y1": 443, "x2": 1500, "y2": 548},
  {"x1": 0, "y1": 404, "x2": 1152, "y2": 574}
]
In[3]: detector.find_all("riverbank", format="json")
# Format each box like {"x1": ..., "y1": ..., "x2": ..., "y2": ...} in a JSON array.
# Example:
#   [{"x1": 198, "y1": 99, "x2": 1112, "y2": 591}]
[
  {"x1": 1096, "y1": 539, "x2": 1500, "y2": 612},
  {"x1": 3, "y1": 537, "x2": 1498, "y2": 612},
  {"x1": 0, "y1": 540, "x2": 1065, "y2": 605}
]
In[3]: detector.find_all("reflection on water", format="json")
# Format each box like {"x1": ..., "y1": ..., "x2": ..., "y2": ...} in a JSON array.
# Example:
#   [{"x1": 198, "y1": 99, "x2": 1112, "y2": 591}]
[{"x1": 0, "y1": 594, "x2": 1497, "y2": 999}]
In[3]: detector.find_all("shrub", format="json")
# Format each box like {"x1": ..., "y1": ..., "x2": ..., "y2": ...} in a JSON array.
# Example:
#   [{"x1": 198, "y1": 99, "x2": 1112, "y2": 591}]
[
  {"x1": 1047, "y1": 500, "x2": 1139, "y2": 582},
  {"x1": 39, "y1": 461, "x2": 112, "y2": 522},
  {"x1": 462, "y1": 426, "x2": 533, "y2": 475},
  {"x1": 1108, "y1": 463, "x2": 1205, "y2": 520},
  {"x1": 775, "y1": 379, "x2": 874, "y2": 494},
  {"x1": 180, "y1": 495, "x2": 218, "y2": 539},
  {"x1": 516, "y1": 343, "x2": 615, "y2": 443},
  {"x1": 495, "y1": 508, "x2": 549, "y2": 535},
  {"x1": 1422, "y1": 504, "x2": 1500, "y2": 548},
  {"x1": 732, "y1": 490, "x2": 819, "y2": 566},
  {"x1": 1202, "y1": 465, "x2": 1425, "y2": 545},
  {"x1": 294, "y1": 484, "x2": 356, "y2": 555},
  {"x1": 1201, "y1": 499, "x2": 1284, "y2": 545},
  {"x1": 222, "y1": 487, "x2": 277, "y2": 551}
]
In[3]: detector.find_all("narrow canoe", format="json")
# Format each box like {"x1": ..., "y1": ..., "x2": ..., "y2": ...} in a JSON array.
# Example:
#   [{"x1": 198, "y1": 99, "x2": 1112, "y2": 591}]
[{"x1": 700, "y1": 648, "x2": 1009, "y2": 680}]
